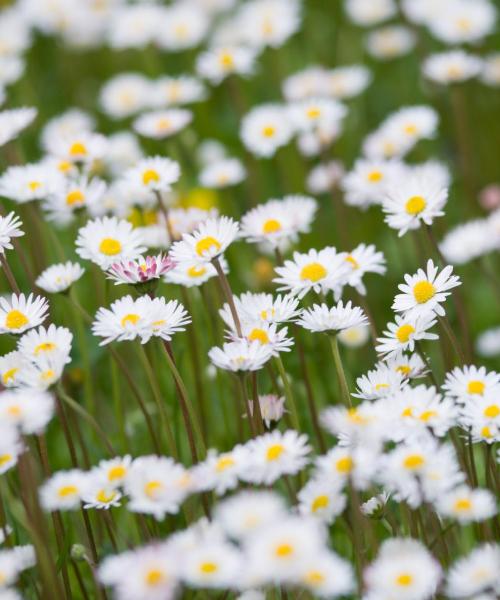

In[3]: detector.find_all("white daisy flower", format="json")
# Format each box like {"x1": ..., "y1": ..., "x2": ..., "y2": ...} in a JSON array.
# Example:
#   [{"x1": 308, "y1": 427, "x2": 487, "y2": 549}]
[
  {"x1": 35, "y1": 261, "x2": 85, "y2": 294},
  {"x1": 0, "y1": 212, "x2": 24, "y2": 254},
  {"x1": 75, "y1": 216, "x2": 146, "y2": 269},
  {"x1": 0, "y1": 423, "x2": 23, "y2": 475},
  {"x1": 384, "y1": 351, "x2": 427, "y2": 380},
  {"x1": 124, "y1": 455, "x2": 190, "y2": 520},
  {"x1": 0, "y1": 351, "x2": 28, "y2": 388},
  {"x1": 133, "y1": 109, "x2": 192, "y2": 140},
  {"x1": 82, "y1": 473, "x2": 123, "y2": 510},
  {"x1": 428, "y1": 0, "x2": 496, "y2": 45},
  {"x1": 219, "y1": 292, "x2": 301, "y2": 329},
  {"x1": 282, "y1": 66, "x2": 329, "y2": 102},
  {"x1": 123, "y1": 156, "x2": 181, "y2": 195},
  {"x1": 0, "y1": 389, "x2": 55, "y2": 435},
  {"x1": 476, "y1": 327, "x2": 500, "y2": 358},
  {"x1": 366, "y1": 25, "x2": 416, "y2": 60},
  {"x1": 0, "y1": 107, "x2": 36, "y2": 147},
  {"x1": 307, "y1": 160, "x2": 345, "y2": 194},
  {"x1": 150, "y1": 75, "x2": 205, "y2": 108},
  {"x1": 382, "y1": 171, "x2": 448, "y2": 236},
  {"x1": 19, "y1": 325, "x2": 73, "y2": 365},
  {"x1": 40, "y1": 109, "x2": 94, "y2": 152},
  {"x1": 191, "y1": 445, "x2": 250, "y2": 496},
  {"x1": 95, "y1": 455, "x2": 133, "y2": 488},
  {"x1": 364, "y1": 538, "x2": 441, "y2": 600},
  {"x1": 255, "y1": 394, "x2": 286, "y2": 427},
  {"x1": 341, "y1": 158, "x2": 404, "y2": 209},
  {"x1": 376, "y1": 312, "x2": 438, "y2": 356},
  {"x1": 46, "y1": 130, "x2": 107, "y2": 165},
  {"x1": 345, "y1": 0, "x2": 397, "y2": 27},
  {"x1": 459, "y1": 391, "x2": 500, "y2": 441},
  {"x1": 196, "y1": 46, "x2": 257, "y2": 84},
  {"x1": 0, "y1": 293, "x2": 49, "y2": 335},
  {"x1": 181, "y1": 540, "x2": 242, "y2": 590},
  {"x1": 343, "y1": 244, "x2": 386, "y2": 294},
  {"x1": 237, "y1": 0, "x2": 301, "y2": 49},
  {"x1": 39, "y1": 469, "x2": 87, "y2": 512},
  {"x1": 352, "y1": 363, "x2": 407, "y2": 400},
  {"x1": 423, "y1": 50, "x2": 483, "y2": 84},
  {"x1": 274, "y1": 247, "x2": 350, "y2": 299},
  {"x1": 99, "y1": 73, "x2": 152, "y2": 119},
  {"x1": 232, "y1": 321, "x2": 293, "y2": 356},
  {"x1": 146, "y1": 297, "x2": 191, "y2": 342},
  {"x1": 43, "y1": 176, "x2": 107, "y2": 225},
  {"x1": 436, "y1": 485, "x2": 496, "y2": 523},
  {"x1": 338, "y1": 324, "x2": 371, "y2": 348},
  {"x1": 208, "y1": 340, "x2": 273, "y2": 372},
  {"x1": 241, "y1": 429, "x2": 311, "y2": 485},
  {"x1": 240, "y1": 200, "x2": 297, "y2": 249},
  {"x1": 165, "y1": 258, "x2": 226, "y2": 287},
  {"x1": 16, "y1": 352, "x2": 69, "y2": 391},
  {"x1": 314, "y1": 445, "x2": 379, "y2": 490},
  {"x1": 383, "y1": 105, "x2": 439, "y2": 143},
  {"x1": 392, "y1": 259, "x2": 461, "y2": 318},
  {"x1": 297, "y1": 301, "x2": 367, "y2": 334},
  {"x1": 199, "y1": 158, "x2": 246, "y2": 189},
  {"x1": 288, "y1": 97, "x2": 347, "y2": 134},
  {"x1": 442, "y1": 365, "x2": 500, "y2": 402},
  {"x1": 92, "y1": 295, "x2": 151, "y2": 345},
  {"x1": 325, "y1": 65, "x2": 372, "y2": 100},
  {"x1": 0, "y1": 544, "x2": 36, "y2": 588},
  {"x1": 169, "y1": 216, "x2": 239, "y2": 264},
  {"x1": 296, "y1": 551, "x2": 355, "y2": 598},
  {"x1": 439, "y1": 219, "x2": 494, "y2": 266},
  {"x1": 446, "y1": 544, "x2": 500, "y2": 598},
  {"x1": 156, "y1": 2, "x2": 209, "y2": 51},
  {"x1": 240, "y1": 104, "x2": 293, "y2": 158},
  {"x1": 297, "y1": 477, "x2": 346, "y2": 524},
  {"x1": 0, "y1": 163, "x2": 63, "y2": 204}
]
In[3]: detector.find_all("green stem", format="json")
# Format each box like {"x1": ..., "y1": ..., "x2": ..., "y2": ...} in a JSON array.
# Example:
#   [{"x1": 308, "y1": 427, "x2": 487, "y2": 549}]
[
  {"x1": 329, "y1": 334, "x2": 351, "y2": 407},
  {"x1": 274, "y1": 355, "x2": 301, "y2": 430}
]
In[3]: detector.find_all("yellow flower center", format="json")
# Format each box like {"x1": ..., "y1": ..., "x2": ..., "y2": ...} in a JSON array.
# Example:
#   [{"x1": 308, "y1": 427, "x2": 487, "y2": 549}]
[
  {"x1": 215, "y1": 456, "x2": 235, "y2": 472},
  {"x1": 5, "y1": 309, "x2": 29, "y2": 330},
  {"x1": 304, "y1": 570, "x2": 325, "y2": 585},
  {"x1": 144, "y1": 480, "x2": 163, "y2": 499},
  {"x1": 413, "y1": 280, "x2": 436, "y2": 304},
  {"x1": 96, "y1": 489, "x2": 116, "y2": 504},
  {"x1": 0, "y1": 454, "x2": 12, "y2": 467},
  {"x1": 300, "y1": 262, "x2": 327, "y2": 282},
  {"x1": 121, "y1": 313, "x2": 140, "y2": 328},
  {"x1": 405, "y1": 195, "x2": 427, "y2": 215},
  {"x1": 396, "y1": 573, "x2": 413, "y2": 586},
  {"x1": 457, "y1": 17, "x2": 471, "y2": 31},
  {"x1": 375, "y1": 383, "x2": 389, "y2": 391},
  {"x1": 402, "y1": 407, "x2": 413, "y2": 418},
  {"x1": 58, "y1": 160, "x2": 72, "y2": 173},
  {"x1": 396, "y1": 365, "x2": 412, "y2": 376},
  {"x1": 69, "y1": 142, "x2": 87, "y2": 156},
  {"x1": 108, "y1": 465, "x2": 126, "y2": 481},
  {"x1": 467, "y1": 380, "x2": 485, "y2": 395},
  {"x1": 484, "y1": 404, "x2": 500, "y2": 419},
  {"x1": 41, "y1": 369, "x2": 55, "y2": 381},
  {"x1": 2, "y1": 368, "x2": 18, "y2": 384},
  {"x1": 187, "y1": 265, "x2": 207, "y2": 278},
  {"x1": 142, "y1": 169, "x2": 160, "y2": 185},
  {"x1": 311, "y1": 495, "x2": 329, "y2": 512},
  {"x1": 345, "y1": 255, "x2": 359, "y2": 269},
  {"x1": 481, "y1": 426, "x2": 492, "y2": 439},
  {"x1": 454, "y1": 498, "x2": 472, "y2": 512},
  {"x1": 145, "y1": 569, "x2": 164, "y2": 586},
  {"x1": 7, "y1": 404, "x2": 21, "y2": 416},
  {"x1": 396, "y1": 324, "x2": 415, "y2": 343},
  {"x1": 248, "y1": 328, "x2": 270, "y2": 345},
  {"x1": 275, "y1": 543, "x2": 293, "y2": 558},
  {"x1": 58, "y1": 485, "x2": 78, "y2": 498},
  {"x1": 199, "y1": 562, "x2": 218, "y2": 574},
  {"x1": 266, "y1": 444, "x2": 284, "y2": 461},
  {"x1": 219, "y1": 52, "x2": 234, "y2": 68},
  {"x1": 262, "y1": 125, "x2": 276, "y2": 138},
  {"x1": 306, "y1": 107, "x2": 321, "y2": 119},
  {"x1": 34, "y1": 342, "x2": 56, "y2": 355},
  {"x1": 403, "y1": 454, "x2": 425, "y2": 469},
  {"x1": 66, "y1": 190, "x2": 85, "y2": 206},
  {"x1": 336, "y1": 456, "x2": 353, "y2": 473},
  {"x1": 262, "y1": 219, "x2": 282, "y2": 234},
  {"x1": 28, "y1": 181, "x2": 41, "y2": 191},
  {"x1": 367, "y1": 170, "x2": 383, "y2": 182},
  {"x1": 404, "y1": 124, "x2": 417, "y2": 135},
  {"x1": 196, "y1": 236, "x2": 221, "y2": 257},
  {"x1": 99, "y1": 237, "x2": 122, "y2": 256},
  {"x1": 419, "y1": 410, "x2": 437, "y2": 422}
]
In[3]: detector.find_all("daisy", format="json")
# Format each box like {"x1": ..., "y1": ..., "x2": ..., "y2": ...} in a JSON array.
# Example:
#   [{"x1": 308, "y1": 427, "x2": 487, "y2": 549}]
[
  {"x1": 237, "y1": 0, "x2": 301, "y2": 49},
  {"x1": 82, "y1": 474, "x2": 123, "y2": 510},
  {"x1": 17, "y1": 322, "x2": 73, "y2": 362},
  {"x1": 442, "y1": 365, "x2": 500, "y2": 402},
  {"x1": 199, "y1": 158, "x2": 246, "y2": 189},
  {"x1": 297, "y1": 301, "x2": 367, "y2": 334},
  {"x1": 214, "y1": 490, "x2": 287, "y2": 541},
  {"x1": 35, "y1": 262, "x2": 85, "y2": 294},
  {"x1": 297, "y1": 477, "x2": 346, "y2": 524},
  {"x1": 273, "y1": 247, "x2": 350, "y2": 299},
  {"x1": 124, "y1": 156, "x2": 181, "y2": 195},
  {"x1": 288, "y1": 97, "x2": 347, "y2": 134},
  {"x1": 476, "y1": 326, "x2": 500, "y2": 358},
  {"x1": 0, "y1": 350, "x2": 28, "y2": 388},
  {"x1": 124, "y1": 455, "x2": 189, "y2": 520},
  {"x1": 40, "y1": 109, "x2": 94, "y2": 151},
  {"x1": 75, "y1": 216, "x2": 147, "y2": 269},
  {"x1": 133, "y1": 109, "x2": 192, "y2": 140},
  {"x1": 196, "y1": 46, "x2": 257, "y2": 84},
  {"x1": 0, "y1": 545, "x2": 36, "y2": 589},
  {"x1": 255, "y1": 394, "x2": 286, "y2": 427},
  {"x1": 150, "y1": 75, "x2": 205, "y2": 108},
  {"x1": 43, "y1": 176, "x2": 106, "y2": 224},
  {"x1": 0, "y1": 389, "x2": 55, "y2": 435},
  {"x1": 343, "y1": 244, "x2": 387, "y2": 294},
  {"x1": 361, "y1": 492, "x2": 390, "y2": 517},
  {"x1": 219, "y1": 292, "x2": 301, "y2": 330},
  {"x1": 240, "y1": 104, "x2": 293, "y2": 158},
  {"x1": 297, "y1": 551, "x2": 354, "y2": 598},
  {"x1": 208, "y1": 340, "x2": 273, "y2": 372},
  {"x1": 39, "y1": 469, "x2": 87, "y2": 512},
  {"x1": 240, "y1": 200, "x2": 296, "y2": 249},
  {"x1": 165, "y1": 259, "x2": 223, "y2": 287},
  {"x1": 0, "y1": 107, "x2": 36, "y2": 147},
  {"x1": 459, "y1": 392, "x2": 500, "y2": 438},
  {"x1": 169, "y1": 216, "x2": 239, "y2": 264},
  {"x1": 99, "y1": 542, "x2": 180, "y2": 600},
  {"x1": 325, "y1": 65, "x2": 372, "y2": 100},
  {"x1": 99, "y1": 73, "x2": 152, "y2": 119},
  {"x1": 314, "y1": 445, "x2": 379, "y2": 490},
  {"x1": 0, "y1": 294, "x2": 49, "y2": 335},
  {"x1": 95, "y1": 455, "x2": 133, "y2": 488},
  {"x1": 352, "y1": 363, "x2": 407, "y2": 400},
  {"x1": 0, "y1": 163, "x2": 63, "y2": 204},
  {"x1": 385, "y1": 351, "x2": 426, "y2": 380},
  {"x1": 181, "y1": 540, "x2": 242, "y2": 590},
  {"x1": 392, "y1": 259, "x2": 461, "y2": 318},
  {"x1": 423, "y1": 50, "x2": 483, "y2": 84},
  {"x1": 364, "y1": 538, "x2": 441, "y2": 600},
  {"x1": 382, "y1": 171, "x2": 448, "y2": 236},
  {"x1": 446, "y1": 544, "x2": 500, "y2": 598},
  {"x1": 384, "y1": 105, "x2": 439, "y2": 142},
  {"x1": 15, "y1": 352, "x2": 69, "y2": 391},
  {"x1": 157, "y1": 3, "x2": 209, "y2": 51},
  {"x1": 191, "y1": 445, "x2": 249, "y2": 496},
  {"x1": 428, "y1": 0, "x2": 496, "y2": 45},
  {"x1": 233, "y1": 322, "x2": 293, "y2": 356},
  {"x1": 47, "y1": 130, "x2": 107, "y2": 165},
  {"x1": 241, "y1": 429, "x2": 311, "y2": 485},
  {"x1": 341, "y1": 158, "x2": 404, "y2": 209},
  {"x1": 436, "y1": 485, "x2": 496, "y2": 523},
  {"x1": 145, "y1": 297, "x2": 191, "y2": 342},
  {"x1": 282, "y1": 66, "x2": 329, "y2": 102},
  {"x1": 107, "y1": 253, "x2": 176, "y2": 286},
  {"x1": 91, "y1": 295, "x2": 151, "y2": 345},
  {"x1": 376, "y1": 312, "x2": 438, "y2": 356},
  {"x1": 366, "y1": 25, "x2": 416, "y2": 60},
  {"x1": 0, "y1": 423, "x2": 23, "y2": 475},
  {"x1": 345, "y1": 0, "x2": 397, "y2": 27},
  {"x1": 0, "y1": 212, "x2": 24, "y2": 254}
]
